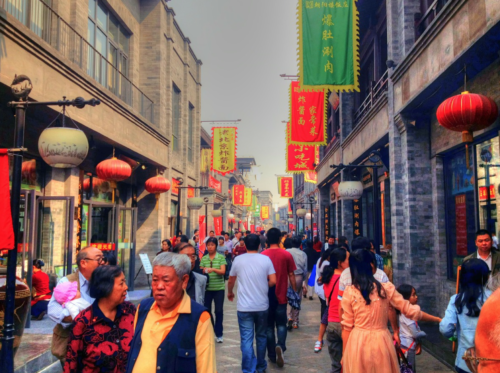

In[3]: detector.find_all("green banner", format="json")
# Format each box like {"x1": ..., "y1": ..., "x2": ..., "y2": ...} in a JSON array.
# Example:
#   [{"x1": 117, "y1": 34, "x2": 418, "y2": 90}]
[
  {"x1": 253, "y1": 204, "x2": 261, "y2": 218},
  {"x1": 298, "y1": 0, "x2": 359, "y2": 91}
]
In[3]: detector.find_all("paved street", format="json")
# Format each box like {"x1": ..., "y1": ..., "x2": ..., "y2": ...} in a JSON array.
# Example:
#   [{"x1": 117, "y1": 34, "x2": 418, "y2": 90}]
[{"x1": 216, "y1": 285, "x2": 454, "y2": 373}]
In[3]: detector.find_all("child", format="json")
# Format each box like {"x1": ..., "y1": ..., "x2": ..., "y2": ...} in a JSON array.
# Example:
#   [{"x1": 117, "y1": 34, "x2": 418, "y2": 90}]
[
  {"x1": 53, "y1": 281, "x2": 91, "y2": 319},
  {"x1": 232, "y1": 237, "x2": 247, "y2": 259},
  {"x1": 397, "y1": 284, "x2": 427, "y2": 372}
]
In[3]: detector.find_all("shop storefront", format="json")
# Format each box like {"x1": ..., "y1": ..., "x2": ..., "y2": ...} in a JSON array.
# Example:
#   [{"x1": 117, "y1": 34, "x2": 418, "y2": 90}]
[{"x1": 444, "y1": 135, "x2": 499, "y2": 279}]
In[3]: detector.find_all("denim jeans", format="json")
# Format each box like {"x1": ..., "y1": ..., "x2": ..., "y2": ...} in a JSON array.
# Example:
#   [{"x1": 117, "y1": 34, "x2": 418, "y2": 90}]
[
  {"x1": 267, "y1": 291, "x2": 288, "y2": 360},
  {"x1": 326, "y1": 322, "x2": 342, "y2": 373},
  {"x1": 204, "y1": 290, "x2": 224, "y2": 337},
  {"x1": 237, "y1": 310, "x2": 268, "y2": 373}
]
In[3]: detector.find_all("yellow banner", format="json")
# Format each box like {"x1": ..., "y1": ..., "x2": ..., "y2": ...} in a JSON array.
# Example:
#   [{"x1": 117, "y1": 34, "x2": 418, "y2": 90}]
[
  {"x1": 261, "y1": 205, "x2": 270, "y2": 220},
  {"x1": 212, "y1": 127, "x2": 237, "y2": 176},
  {"x1": 200, "y1": 148, "x2": 211, "y2": 173},
  {"x1": 243, "y1": 188, "x2": 252, "y2": 206}
]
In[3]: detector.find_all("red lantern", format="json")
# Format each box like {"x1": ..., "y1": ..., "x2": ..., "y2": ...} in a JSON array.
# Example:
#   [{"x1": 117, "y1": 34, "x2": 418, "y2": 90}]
[
  {"x1": 83, "y1": 177, "x2": 110, "y2": 193},
  {"x1": 145, "y1": 176, "x2": 171, "y2": 209},
  {"x1": 96, "y1": 157, "x2": 132, "y2": 182},
  {"x1": 437, "y1": 91, "x2": 498, "y2": 167}
]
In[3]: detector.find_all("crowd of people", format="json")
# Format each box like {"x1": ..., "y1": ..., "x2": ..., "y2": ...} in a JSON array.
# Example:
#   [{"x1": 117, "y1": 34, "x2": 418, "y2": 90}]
[{"x1": 36, "y1": 227, "x2": 500, "y2": 373}]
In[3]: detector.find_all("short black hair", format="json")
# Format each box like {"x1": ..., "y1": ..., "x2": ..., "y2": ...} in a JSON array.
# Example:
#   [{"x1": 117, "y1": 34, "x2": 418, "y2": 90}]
[
  {"x1": 180, "y1": 235, "x2": 189, "y2": 243},
  {"x1": 292, "y1": 236, "x2": 302, "y2": 248},
  {"x1": 338, "y1": 236, "x2": 348, "y2": 245},
  {"x1": 104, "y1": 251, "x2": 117, "y2": 266},
  {"x1": 206, "y1": 237, "x2": 218, "y2": 247},
  {"x1": 210, "y1": 230, "x2": 215, "y2": 234},
  {"x1": 281, "y1": 231, "x2": 288, "y2": 237},
  {"x1": 351, "y1": 236, "x2": 371, "y2": 251},
  {"x1": 283, "y1": 237, "x2": 293, "y2": 249},
  {"x1": 266, "y1": 228, "x2": 281, "y2": 245},
  {"x1": 476, "y1": 229, "x2": 492, "y2": 240},
  {"x1": 173, "y1": 242, "x2": 194, "y2": 253},
  {"x1": 194, "y1": 229, "x2": 199, "y2": 234},
  {"x1": 245, "y1": 230, "x2": 251, "y2": 235},
  {"x1": 89, "y1": 265, "x2": 124, "y2": 300},
  {"x1": 244, "y1": 234, "x2": 261, "y2": 251}
]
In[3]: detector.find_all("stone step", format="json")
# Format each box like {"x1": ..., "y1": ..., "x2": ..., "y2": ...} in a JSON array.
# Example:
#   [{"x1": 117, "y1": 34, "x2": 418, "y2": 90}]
[{"x1": 37, "y1": 360, "x2": 62, "y2": 373}]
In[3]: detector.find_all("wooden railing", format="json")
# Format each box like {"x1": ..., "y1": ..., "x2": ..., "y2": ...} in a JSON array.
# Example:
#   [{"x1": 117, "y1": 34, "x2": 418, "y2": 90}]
[
  {"x1": 1, "y1": 0, "x2": 155, "y2": 125},
  {"x1": 354, "y1": 70, "x2": 389, "y2": 127}
]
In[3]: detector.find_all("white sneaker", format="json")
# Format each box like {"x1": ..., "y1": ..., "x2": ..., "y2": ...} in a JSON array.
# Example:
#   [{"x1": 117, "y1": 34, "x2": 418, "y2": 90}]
[{"x1": 216, "y1": 337, "x2": 223, "y2": 343}]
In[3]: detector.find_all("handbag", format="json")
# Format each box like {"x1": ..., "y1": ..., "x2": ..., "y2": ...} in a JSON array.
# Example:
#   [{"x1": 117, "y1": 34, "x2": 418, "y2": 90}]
[{"x1": 396, "y1": 345, "x2": 414, "y2": 373}]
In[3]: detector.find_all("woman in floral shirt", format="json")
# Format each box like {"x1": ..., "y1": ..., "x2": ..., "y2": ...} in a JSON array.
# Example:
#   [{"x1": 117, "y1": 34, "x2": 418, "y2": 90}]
[{"x1": 64, "y1": 266, "x2": 135, "y2": 373}]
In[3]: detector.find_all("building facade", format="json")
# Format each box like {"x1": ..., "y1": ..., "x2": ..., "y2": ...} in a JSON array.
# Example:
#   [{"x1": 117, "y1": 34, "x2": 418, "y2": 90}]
[{"x1": 1, "y1": 0, "x2": 202, "y2": 288}]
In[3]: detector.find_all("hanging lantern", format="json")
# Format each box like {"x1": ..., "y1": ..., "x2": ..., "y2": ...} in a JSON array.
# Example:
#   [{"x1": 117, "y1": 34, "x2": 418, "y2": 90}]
[
  {"x1": 187, "y1": 197, "x2": 204, "y2": 210},
  {"x1": 96, "y1": 153, "x2": 132, "y2": 202},
  {"x1": 296, "y1": 208, "x2": 307, "y2": 218},
  {"x1": 38, "y1": 127, "x2": 89, "y2": 168},
  {"x1": 212, "y1": 209, "x2": 222, "y2": 218},
  {"x1": 145, "y1": 175, "x2": 171, "y2": 210},
  {"x1": 21, "y1": 159, "x2": 36, "y2": 184},
  {"x1": 83, "y1": 177, "x2": 110, "y2": 194},
  {"x1": 228, "y1": 213, "x2": 235, "y2": 220},
  {"x1": 437, "y1": 91, "x2": 498, "y2": 167},
  {"x1": 338, "y1": 181, "x2": 363, "y2": 200},
  {"x1": 288, "y1": 217, "x2": 294, "y2": 222}
]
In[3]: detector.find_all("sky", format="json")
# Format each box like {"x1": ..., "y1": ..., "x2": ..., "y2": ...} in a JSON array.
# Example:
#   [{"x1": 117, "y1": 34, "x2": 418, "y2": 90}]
[{"x1": 169, "y1": 0, "x2": 297, "y2": 206}]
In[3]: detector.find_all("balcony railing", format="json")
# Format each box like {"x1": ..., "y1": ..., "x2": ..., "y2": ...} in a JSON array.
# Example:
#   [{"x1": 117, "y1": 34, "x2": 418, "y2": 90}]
[
  {"x1": 353, "y1": 70, "x2": 389, "y2": 127},
  {"x1": 414, "y1": 0, "x2": 452, "y2": 41},
  {"x1": 1, "y1": 0, "x2": 155, "y2": 125}
]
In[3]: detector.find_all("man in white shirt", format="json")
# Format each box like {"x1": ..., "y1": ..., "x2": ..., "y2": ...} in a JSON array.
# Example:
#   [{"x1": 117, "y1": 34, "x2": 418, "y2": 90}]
[
  {"x1": 232, "y1": 231, "x2": 242, "y2": 248},
  {"x1": 464, "y1": 229, "x2": 500, "y2": 277},
  {"x1": 228, "y1": 234, "x2": 276, "y2": 373},
  {"x1": 203, "y1": 230, "x2": 215, "y2": 244}
]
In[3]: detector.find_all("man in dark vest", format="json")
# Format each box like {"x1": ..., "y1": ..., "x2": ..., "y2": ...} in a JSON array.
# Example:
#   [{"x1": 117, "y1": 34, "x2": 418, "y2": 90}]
[{"x1": 126, "y1": 252, "x2": 216, "y2": 373}]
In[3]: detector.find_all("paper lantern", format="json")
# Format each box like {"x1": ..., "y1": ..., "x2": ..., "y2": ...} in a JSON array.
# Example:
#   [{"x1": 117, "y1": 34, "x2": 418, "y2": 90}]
[
  {"x1": 21, "y1": 159, "x2": 36, "y2": 184},
  {"x1": 338, "y1": 181, "x2": 363, "y2": 200},
  {"x1": 296, "y1": 209, "x2": 307, "y2": 218},
  {"x1": 38, "y1": 127, "x2": 88, "y2": 168},
  {"x1": 187, "y1": 197, "x2": 204, "y2": 210},
  {"x1": 145, "y1": 176, "x2": 171, "y2": 210},
  {"x1": 228, "y1": 213, "x2": 235, "y2": 220},
  {"x1": 212, "y1": 209, "x2": 222, "y2": 218},
  {"x1": 96, "y1": 157, "x2": 132, "y2": 182}
]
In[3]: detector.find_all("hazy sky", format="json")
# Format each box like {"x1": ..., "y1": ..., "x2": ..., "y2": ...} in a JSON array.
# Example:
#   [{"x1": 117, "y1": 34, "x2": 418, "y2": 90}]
[{"x1": 170, "y1": 0, "x2": 297, "y2": 206}]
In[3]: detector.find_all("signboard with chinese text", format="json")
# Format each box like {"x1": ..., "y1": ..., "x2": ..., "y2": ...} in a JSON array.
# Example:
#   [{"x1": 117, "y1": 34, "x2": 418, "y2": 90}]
[
  {"x1": 187, "y1": 187, "x2": 195, "y2": 198},
  {"x1": 289, "y1": 82, "x2": 327, "y2": 145},
  {"x1": 261, "y1": 205, "x2": 270, "y2": 220},
  {"x1": 253, "y1": 204, "x2": 261, "y2": 218},
  {"x1": 287, "y1": 123, "x2": 317, "y2": 173},
  {"x1": 479, "y1": 185, "x2": 496, "y2": 201},
  {"x1": 232, "y1": 185, "x2": 245, "y2": 205},
  {"x1": 211, "y1": 127, "x2": 237, "y2": 175},
  {"x1": 214, "y1": 216, "x2": 222, "y2": 235},
  {"x1": 352, "y1": 199, "x2": 362, "y2": 238},
  {"x1": 298, "y1": 0, "x2": 360, "y2": 91},
  {"x1": 209, "y1": 176, "x2": 222, "y2": 193},
  {"x1": 171, "y1": 178, "x2": 180, "y2": 195},
  {"x1": 455, "y1": 194, "x2": 468, "y2": 256},
  {"x1": 279, "y1": 177, "x2": 294, "y2": 198},
  {"x1": 90, "y1": 243, "x2": 116, "y2": 251},
  {"x1": 139, "y1": 253, "x2": 153, "y2": 275},
  {"x1": 323, "y1": 206, "x2": 330, "y2": 241},
  {"x1": 243, "y1": 187, "x2": 253, "y2": 206}
]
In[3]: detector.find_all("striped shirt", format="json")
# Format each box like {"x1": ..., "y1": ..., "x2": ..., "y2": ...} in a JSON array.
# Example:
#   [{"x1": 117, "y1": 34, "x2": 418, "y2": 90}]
[{"x1": 200, "y1": 253, "x2": 226, "y2": 291}]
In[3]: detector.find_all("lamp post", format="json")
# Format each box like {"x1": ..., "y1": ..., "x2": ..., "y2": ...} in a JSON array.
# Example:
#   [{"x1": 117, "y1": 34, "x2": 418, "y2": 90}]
[
  {"x1": 330, "y1": 151, "x2": 384, "y2": 254},
  {"x1": 294, "y1": 195, "x2": 316, "y2": 239},
  {"x1": 1, "y1": 75, "x2": 100, "y2": 373},
  {"x1": 174, "y1": 177, "x2": 206, "y2": 236}
]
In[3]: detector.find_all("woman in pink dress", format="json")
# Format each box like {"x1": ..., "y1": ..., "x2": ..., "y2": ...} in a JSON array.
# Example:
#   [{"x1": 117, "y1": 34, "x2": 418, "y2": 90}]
[{"x1": 341, "y1": 249, "x2": 441, "y2": 373}]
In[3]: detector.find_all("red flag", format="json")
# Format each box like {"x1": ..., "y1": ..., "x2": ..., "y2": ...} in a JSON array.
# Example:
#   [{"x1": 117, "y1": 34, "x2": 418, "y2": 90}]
[
  {"x1": 214, "y1": 216, "x2": 222, "y2": 235},
  {"x1": 0, "y1": 149, "x2": 14, "y2": 250},
  {"x1": 243, "y1": 221, "x2": 248, "y2": 231},
  {"x1": 279, "y1": 177, "x2": 294, "y2": 198},
  {"x1": 171, "y1": 178, "x2": 180, "y2": 195},
  {"x1": 250, "y1": 224, "x2": 255, "y2": 233},
  {"x1": 289, "y1": 81, "x2": 326, "y2": 145},
  {"x1": 209, "y1": 176, "x2": 222, "y2": 193},
  {"x1": 286, "y1": 122, "x2": 317, "y2": 173},
  {"x1": 232, "y1": 185, "x2": 245, "y2": 205}
]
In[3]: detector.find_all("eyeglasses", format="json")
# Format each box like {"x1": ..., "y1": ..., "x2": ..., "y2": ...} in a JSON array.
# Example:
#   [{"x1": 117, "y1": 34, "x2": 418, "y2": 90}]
[{"x1": 84, "y1": 256, "x2": 107, "y2": 264}]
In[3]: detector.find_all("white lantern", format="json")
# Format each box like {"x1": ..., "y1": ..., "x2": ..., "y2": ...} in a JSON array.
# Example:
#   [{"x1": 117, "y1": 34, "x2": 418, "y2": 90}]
[
  {"x1": 296, "y1": 208, "x2": 307, "y2": 218},
  {"x1": 212, "y1": 209, "x2": 222, "y2": 217},
  {"x1": 228, "y1": 213, "x2": 235, "y2": 220},
  {"x1": 38, "y1": 127, "x2": 88, "y2": 168},
  {"x1": 337, "y1": 181, "x2": 363, "y2": 200},
  {"x1": 288, "y1": 218, "x2": 294, "y2": 222},
  {"x1": 306, "y1": 213, "x2": 312, "y2": 220},
  {"x1": 187, "y1": 197, "x2": 204, "y2": 210}
]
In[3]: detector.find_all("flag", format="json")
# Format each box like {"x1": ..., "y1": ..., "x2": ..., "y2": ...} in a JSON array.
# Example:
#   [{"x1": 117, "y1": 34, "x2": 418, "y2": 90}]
[
  {"x1": 298, "y1": 0, "x2": 360, "y2": 91},
  {"x1": 187, "y1": 187, "x2": 195, "y2": 198},
  {"x1": 209, "y1": 176, "x2": 222, "y2": 193},
  {"x1": 289, "y1": 81, "x2": 327, "y2": 145},
  {"x1": 261, "y1": 205, "x2": 270, "y2": 220},
  {"x1": 211, "y1": 127, "x2": 237, "y2": 175},
  {"x1": 0, "y1": 149, "x2": 14, "y2": 250},
  {"x1": 200, "y1": 148, "x2": 211, "y2": 172},
  {"x1": 199, "y1": 215, "x2": 206, "y2": 258},
  {"x1": 304, "y1": 171, "x2": 318, "y2": 183},
  {"x1": 214, "y1": 216, "x2": 222, "y2": 235},
  {"x1": 243, "y1": 187, "x2": 252, "y2": 206},
  {"x1": 286, "y1": 122, "x2": 318, "y2": 173},
  {"x1": 254, "y1": 204, "x2": 261, "y2": 218},
  {"x1": 250, "y1": 224, "x2": 255, "y2": 233},
  {"x1": 171, "y1": 178, "x2": 180, "y2": 195},
  {"x1": 279, "y1": 177, "x2": 294, "y2": 198},
  {"x1": 232, "y1": 185, "x2": 245, "y2": 205}
]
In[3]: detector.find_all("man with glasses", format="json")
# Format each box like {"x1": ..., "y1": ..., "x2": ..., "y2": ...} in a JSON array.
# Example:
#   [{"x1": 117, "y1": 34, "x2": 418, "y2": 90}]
[
  {"x1": 173, "y1": 243, "x2": 207, "y2": 306},
  {"x1": 48, "y1": 246, "x2": 107, "y2": 364}
]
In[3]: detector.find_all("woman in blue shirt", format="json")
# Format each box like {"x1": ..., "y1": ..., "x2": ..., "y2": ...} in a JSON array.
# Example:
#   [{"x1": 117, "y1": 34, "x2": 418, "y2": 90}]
[{"x1": 440, "y1": 258, "x2": 492, "y2": 373}]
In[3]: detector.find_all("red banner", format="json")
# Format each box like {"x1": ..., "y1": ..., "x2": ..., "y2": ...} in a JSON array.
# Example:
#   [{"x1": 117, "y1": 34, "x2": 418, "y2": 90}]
[
  {"x1": 261, "y1": 205, "x2": 270, "y2": 220},
  {"x1": 288, "y1": 199, "x2": 293, "y2": 214},
  {"x1": 289, "y1": 224, "x2": 295, "y2": 231},
  {"x1": 90, "y1": 243, "x2": 116, "y2": 251},
  {"x1": 209, "y1": 176, "x2": 222, "y2": 193},
  {"x1": 286, "y1": 122, "x2": 317, "y2": 173},
  {"x1": 479, "y1": 185, "x2": 495, "y2": 201},
  {"x1": 0, "y1": 149, "x2": 14, "y2": 250},
  {"x1": 214, "y1": 216, "x2": 222, "y2": 235},
  {"x1": 233, "y1": 185, "x2": 245, "y2": 205},
  {"x1": 250, "y1": 224, "x2": 255, "y2": 233},
  {"x1": 243, "y1": 221, "x2": 248, "y2": 231},
  {"x1": 172, "y1": 178, "x2": 180, "y2": 195},
  {"x1": 187, "y1": 187, "x2": 195, "y2": 198},
  {"x1": 199, "y1": 215, "x2": 206, "y2": 258},
  {"x1": 289, "y1": 81, "x2": 326, "y2": 145},
  {"x1": 279, "y1": 177, "x2": 294, "y2": 198},
  {"x1": 455, "y1": 194, "x2": 468, "y2": 256}
]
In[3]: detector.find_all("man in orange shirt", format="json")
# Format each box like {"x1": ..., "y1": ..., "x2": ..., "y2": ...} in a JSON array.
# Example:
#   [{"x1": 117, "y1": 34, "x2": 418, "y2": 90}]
[{"x1": 126, "y1": 252, "x2": 216, "y2": 373}]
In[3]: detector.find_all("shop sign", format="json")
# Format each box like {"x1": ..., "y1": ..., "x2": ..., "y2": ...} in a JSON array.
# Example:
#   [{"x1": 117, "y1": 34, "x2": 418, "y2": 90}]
[
  {"x1": 172, "y1": 178, "x2": 180, "y2": 195},
  {"x1": 479, "y1": 185, "x2": 496, "y2": 201},
  {"x1": 323, "y1": 206, "x2": 330, "y2": 239},
  {"x1": 455, "y1": 194, "x2": 468, "y2": 256},
  {"x1": 352, "y1": 199, "x2": 362, "y2": 238},
  {"x1": 362, "y1": 172, "x2": 372, "y2": 185},
  {"x1": 90, "y1": 243, "x2": 115, "y2": 251},
  {"x1": 187, "y1": 187, "x2": 195, "y2": 199}
]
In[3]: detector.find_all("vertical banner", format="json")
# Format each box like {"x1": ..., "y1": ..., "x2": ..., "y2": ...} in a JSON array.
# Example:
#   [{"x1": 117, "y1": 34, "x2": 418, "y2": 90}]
[
  {"x1": 253, "y1": 204, "x2": 261, "y2": 218},
  {"x1": 289, "y1": 82, "x2": 327, "y2": 145},
  {"x1": 286, "y1": 122, "x2": 318, "y2": 173},
  {"x1": 275, "y1": 213, "x2": 280, "y2": 221},
  {"x1": 171, "y1": 178, "x2": 180, "y2": 195},
  {"x1": 243, "y1": 221, "x2": 248, "y2": 231},
  {"x1": 250, "y1": 224, "x2": 255, "y2": 233},
  {"x1": 288, "y1": 199, "x2": 293, "y2": 214},
  {"x1": 233, "y1": 185, "x2": 245, "y2": 205},
  {"x1": 323, "y1": 205, "x2": 330, "y2": 241},
  {"x1": 187, "y1": 187, "x2": 195, "y2": 198},
  {"x1": 199, "y1": 215, "x2": 206, "y2": 257},
  {"x1": 455, "y1": 194, "x2": 468, "y2": 256},
  {"x1": 352, "y1": 198, "x2": 362, "y2": 238},
  {"x1": 214, "y1": 216, "x2": 223, "y2": 235},
  {"x1": 200, "y1": 148, "x2": 211, "y2": 173},
  {"x1": 279, "y1": 177, "x2": 294, "y2": 198},
  {"x1": 298, "y1": 0, "x2": 360, "y2": 91},
  {"x1": 211, "y1": 127, "x2": 237, "y2": 175},
  {"x1": 261, "y1": 205, "x2": 270, "y2": 220},
  {"x1": 209, "y1": 176, "x2": 222, "y2": 193},
  {"x1": 289, "y1": 223, "x2": 295, "y2": 231},
  {"x1": 243, "y1": 187, "x2": 253, "y2": 206}
]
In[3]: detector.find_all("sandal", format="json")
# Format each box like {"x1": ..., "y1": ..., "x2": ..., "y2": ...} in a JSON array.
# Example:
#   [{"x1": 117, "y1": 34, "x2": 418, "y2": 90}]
[{"x1": 314, "y1": 340, "x2": 323, "y2": 353}]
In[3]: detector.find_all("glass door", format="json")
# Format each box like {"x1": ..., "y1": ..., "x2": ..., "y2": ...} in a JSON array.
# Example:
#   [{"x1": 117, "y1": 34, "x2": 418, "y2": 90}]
[
  {"x1": 35, "y1": 196, "x2": 75, "y2": 280},
  {"x1": 115, "y1": 206, "x2": 137, "y2": 290},
  {"x1": 87, "y1": 203, "x2": 116, "y2": 245}
]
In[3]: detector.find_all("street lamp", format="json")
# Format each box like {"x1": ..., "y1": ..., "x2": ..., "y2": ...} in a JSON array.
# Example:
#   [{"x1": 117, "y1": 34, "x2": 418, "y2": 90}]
[
  {"x1": 294, "y1": 195, "x2": 316, "y2": 238},
  {"x1": 174, "y1": 177, "x2": 207, "y2": 236},
  {"x1": 1, "y1": 75, "x2": 100, "y2": 373}
]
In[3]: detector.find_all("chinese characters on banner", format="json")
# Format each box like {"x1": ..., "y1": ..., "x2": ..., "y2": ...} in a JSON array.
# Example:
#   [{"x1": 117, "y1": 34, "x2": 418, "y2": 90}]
[
  {"x1": 209, "y1": 176, "x2": 222, "y2": 193},
  {"x1": 187, "y1": 187, "x2": 195, "y2": 198},
  {"x1": 214, "y1": 216, "x2": 222, "y2": 235},
  {"x1": 171, "y1": 178, "x2": 180, "y2": 195},
  {"x1": 352, "y1": 199, "x2": 362, "y2": 238},
  {"x1": 455, "y1": 194, "x2": 468, "y2": 256},
  {"x1": 286, "y1": 122, "x2": 318, "y2": 173},
  {"x1": 232, "y1": 185, "x2": 245, "y2": 205},
  {"x1": 211, "y1": 127, "x2": 237, "y2": 175},
  {"x1": 479, "y1": 185, "x2": 495, "y2": 201},
  {"x1": 261, "y1": 205, "x2": 270, "y2": 220},
  {"x1": 279, "y1": 177, "x2": 294, "y2": 198},
  {"x1": 289, "y1": 82, "x2": 327, "y2": 145},
  {"x1": 253, "y1": 204, "x2": 261, "y2": 218},
  {"x1": 200, "y1": 148, "x2": 211, "y2": 173},
  {"x1": 298, "y1": 0, "x2": 360, "y2": 91},
  {"x1": 323, "y1": 206, "x2": 330, "y2": 239},
  {"x1": 90, "y1": 243, "x2": 115, "y2": 251},
  {"x1": 243, "y1": 188, "x2": 253, "y2": 206}
]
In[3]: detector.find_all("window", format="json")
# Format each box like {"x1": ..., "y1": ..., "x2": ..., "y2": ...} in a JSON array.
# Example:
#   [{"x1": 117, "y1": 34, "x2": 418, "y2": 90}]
[
  {"x1": 172, "y1": 84, "x2": 181, "y2": 152},
  {"x1": 188, "y1": 104, "x2": 194, "y2": 162},
  {"x1": 87, "y1": 0, "x2": 130, "y2": 91}
]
